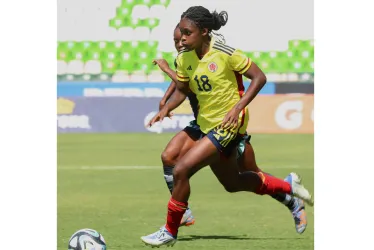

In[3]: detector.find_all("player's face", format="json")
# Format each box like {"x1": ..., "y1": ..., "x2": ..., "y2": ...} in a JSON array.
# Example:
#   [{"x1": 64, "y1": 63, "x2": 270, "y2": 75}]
[
  {"x1": 179, "y1": 18, "x2": 207, "y2": 50},
  {"x1": 173, "y1": 28, "x2": 184, "y2": 53}
]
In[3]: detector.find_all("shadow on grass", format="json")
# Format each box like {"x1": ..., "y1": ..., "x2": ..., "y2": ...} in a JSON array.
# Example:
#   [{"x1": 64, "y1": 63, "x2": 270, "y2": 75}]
[{"x1": 178, "y1": 235, "x2": 303, "y2": 242}]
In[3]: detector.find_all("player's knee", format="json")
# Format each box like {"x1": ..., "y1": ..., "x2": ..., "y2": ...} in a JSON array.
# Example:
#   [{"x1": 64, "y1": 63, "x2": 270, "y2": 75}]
[
  {"x1": 173, "y1": 163, "x2": 190, "y2": 181},
  {"x1": 161, "y1": 150, "x2": 178, "y2": 166}
]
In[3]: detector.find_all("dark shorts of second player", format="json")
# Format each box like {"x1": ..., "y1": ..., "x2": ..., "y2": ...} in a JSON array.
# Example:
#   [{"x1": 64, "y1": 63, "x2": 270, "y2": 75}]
[
  {"x1": 183, "y1": 120, "x2": 203, "y2": 141},
  {"x1": 183, "y1": 120, "x2": 251, "y2": 158}
]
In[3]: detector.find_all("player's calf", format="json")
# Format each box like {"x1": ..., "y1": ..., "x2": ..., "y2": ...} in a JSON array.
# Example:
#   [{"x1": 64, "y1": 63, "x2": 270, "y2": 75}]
[
  {"x1": 161, "y1": 147, "x2": 180, "y2": 194},
  {"x1": 171, "y1": 163, "x2": 194, "y2": 201}
]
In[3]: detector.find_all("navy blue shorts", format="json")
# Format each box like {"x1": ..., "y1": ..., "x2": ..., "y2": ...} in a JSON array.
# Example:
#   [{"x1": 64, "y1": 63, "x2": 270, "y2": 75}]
[
  {"x1": 205, "y1": 126, "x2": 244, "y2": 157},
  {"x1": 184, "y1": 120, "x2": 251, "y2": 158}
]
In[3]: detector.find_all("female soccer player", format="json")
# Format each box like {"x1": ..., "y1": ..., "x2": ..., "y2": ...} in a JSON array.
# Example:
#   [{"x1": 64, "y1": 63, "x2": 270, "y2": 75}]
[
  {"x1": 142, "y1": 6, "x2": 313, "y2": 247},
  {"x1": 154, "y1": 24, "x2": 308, "y2": 234},
  {"x1": 154, "y1": 24, "x2": 201, "y2": 228}
]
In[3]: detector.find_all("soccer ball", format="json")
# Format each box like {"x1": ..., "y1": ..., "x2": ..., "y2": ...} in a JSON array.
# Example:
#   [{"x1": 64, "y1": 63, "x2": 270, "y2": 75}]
[{"x1": 68, "y1": 228, "x2": 106, "y2": 250}]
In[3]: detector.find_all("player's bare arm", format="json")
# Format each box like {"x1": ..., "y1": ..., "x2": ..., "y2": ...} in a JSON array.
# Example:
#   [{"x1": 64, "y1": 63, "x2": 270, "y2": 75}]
[
  {"x1": 236, "y1": 62, "x2": 267, "y2": 110},
  {"x1": 153, "y1": 59, "x2": 179, "y2": 110},
  {"x1": 222, "y1": 62, "x2": 267, "y2": 129},
  {"x1": 160, "y1": 81, "x2": 176, "y2": 110},
  {"x1": 147, "y1": 81, "x2": 188, "y2": 127},
  {"x1": 153, "y1": 59, "x2": 180, "y2": 85},
  {"x1": 164, "y1": 87, "x2": 187, "y2": 111}
]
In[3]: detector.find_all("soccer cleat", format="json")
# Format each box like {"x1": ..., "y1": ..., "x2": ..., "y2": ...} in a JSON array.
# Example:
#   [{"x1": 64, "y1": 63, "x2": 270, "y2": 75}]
[
  {"x1": 290, "y1": 198, "x2": 307, "y2": 234},
  {"x1": 141, "y1": 226, "x2": 177, "y2": 248},
  {"x1": 180, "y1": 208, "x2": 195, "y2": 227},
  {"x1": 285, "y1": 173, "x2": 314, "y2": 206}
]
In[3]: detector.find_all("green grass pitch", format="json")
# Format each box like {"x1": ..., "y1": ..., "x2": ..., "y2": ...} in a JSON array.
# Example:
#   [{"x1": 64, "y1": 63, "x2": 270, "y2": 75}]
[{"x1": 58, "y1": 133, "x2": 314, "y2": 250}]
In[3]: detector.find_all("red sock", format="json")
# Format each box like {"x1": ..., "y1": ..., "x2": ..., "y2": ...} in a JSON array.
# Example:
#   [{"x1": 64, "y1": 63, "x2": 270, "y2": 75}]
[
  {"x1": 165, "y1": 198, "x2": 188, "y2": 236},
  {"x1": 255, "y1": 172, "x2": 292, "y2": 195}
]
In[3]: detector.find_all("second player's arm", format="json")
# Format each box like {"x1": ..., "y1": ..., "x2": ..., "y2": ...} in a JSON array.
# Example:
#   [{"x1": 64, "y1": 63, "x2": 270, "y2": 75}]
[
  {"x1": 160, "y1": 81, "x2": 176, "y2": 110},
  {"x1": 162, "y1": 67, "x2": 181, "y2": 87},
  {"x1": 158, "y1": 62, "x2": 189, "y2": 112},
  {"x1": 163, "y1": 80, "x2": 189, "y2": 113},
  {"x1": 153, "y1": 58, "x2": 184, "y2": 109},
  {"x1": 161, "y1": 56, "x2": 191, "y2": 113},
  {"x1": 147, "y1": 80, "x2": 189, "y2": 127}
]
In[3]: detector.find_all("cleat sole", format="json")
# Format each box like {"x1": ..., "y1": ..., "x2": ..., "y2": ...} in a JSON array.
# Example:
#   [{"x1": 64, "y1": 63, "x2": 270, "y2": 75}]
[{"x1": 141, "y1": 240, "x2": 176, "y2": 248}]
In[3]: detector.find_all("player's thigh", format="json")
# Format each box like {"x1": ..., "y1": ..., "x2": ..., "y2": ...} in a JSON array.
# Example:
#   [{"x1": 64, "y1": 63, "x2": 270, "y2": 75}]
[
  {"x1": 178, "y1": 121, "x2": 202, "y2": 160},
  {"x1": 210, "y1": 153, "x2": 241, "y2": 191},
  {"x1": 174, "y1": 136, "x2": 220, "y2": 179},
  {"x1": 205, "y1": 126, "x2": 243, "y2": 187},
  {"x1": 162, "y1": 130, "x2": 196, "y2": 162},
  {"x1": 179, "y1": 135, "x2": 198, "y2": 161},
  {"x1": 162, "y1": 120, "x2": 201, "y2": 160},
  {"x1": 175, "y1": 125, "x2": 242, "y2": 178}
]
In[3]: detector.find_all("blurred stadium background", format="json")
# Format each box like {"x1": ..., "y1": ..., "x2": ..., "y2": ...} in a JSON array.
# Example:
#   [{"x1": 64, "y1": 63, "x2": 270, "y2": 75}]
[
  {"x1": 57, "y1": 0, "x2": 314, "y2": 134},
  {"x1": 58, "y1": 0, "x2": 313, "y2": 83},
  {"x1": 57, "y1": 1, "x2": 314, "y2": 249}
]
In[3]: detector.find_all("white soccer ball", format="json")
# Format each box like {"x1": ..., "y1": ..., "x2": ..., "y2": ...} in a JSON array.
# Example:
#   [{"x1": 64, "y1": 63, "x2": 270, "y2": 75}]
[{"x1": 68, "y1": 228, "x2": 106, "y2": 250}]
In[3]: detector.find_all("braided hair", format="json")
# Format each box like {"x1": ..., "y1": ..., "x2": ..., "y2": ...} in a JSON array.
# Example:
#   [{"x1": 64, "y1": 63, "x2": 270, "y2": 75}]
[{"x1": 181, "y1": 6, "x2": 228, "y2": 43}]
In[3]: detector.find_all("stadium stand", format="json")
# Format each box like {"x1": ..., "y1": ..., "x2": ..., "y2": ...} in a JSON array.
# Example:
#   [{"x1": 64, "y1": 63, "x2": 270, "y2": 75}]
[{"x1": 57, "y1": 0, "x2": 314, "y2": 82}]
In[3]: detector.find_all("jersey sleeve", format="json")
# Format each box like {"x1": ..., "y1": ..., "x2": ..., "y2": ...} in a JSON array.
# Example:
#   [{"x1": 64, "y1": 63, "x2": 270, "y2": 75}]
[
  {"x1": 228, "y1": 49, "x2": 252, "y2": 74},
  {"x1": 175, "y1": 55, "x2": 190, "y2": 82}
]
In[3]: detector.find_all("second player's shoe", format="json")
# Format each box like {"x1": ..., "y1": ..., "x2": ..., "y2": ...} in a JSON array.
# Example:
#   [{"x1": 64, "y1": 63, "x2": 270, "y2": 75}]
[{"x1": 180, "y1": 208, "x2": 195, "y2": 227}]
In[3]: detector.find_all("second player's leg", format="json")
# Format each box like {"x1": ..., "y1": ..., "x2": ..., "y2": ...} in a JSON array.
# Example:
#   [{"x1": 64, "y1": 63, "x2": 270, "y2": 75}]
[
  {"x1": 161, "y1": 129, "x2": 198, "y2": 193},
  {"x1": 161, "y1": 130, "x2": 198, "y2": 167},
  {"x1": 161, "y1": 127, "x2": 199, "y2": 227}
]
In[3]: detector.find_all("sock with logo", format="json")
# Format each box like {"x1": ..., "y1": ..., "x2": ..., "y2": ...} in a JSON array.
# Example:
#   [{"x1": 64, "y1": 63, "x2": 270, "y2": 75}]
[
  {"x1": 164, "y1": 166, "x2": 192, "y2": 214},
  {"x1": 165, "y1": 198, "x2": 188, "y2": 236},
  {"x1": 262, "y1": 172, "x2": 296, "y2": 209},
  {"x1": 163, "y1": 166, "x2": 174, "y2": 194},
  {"x1": 255, "y1": 172, "x2": 292, "y2": 195}
]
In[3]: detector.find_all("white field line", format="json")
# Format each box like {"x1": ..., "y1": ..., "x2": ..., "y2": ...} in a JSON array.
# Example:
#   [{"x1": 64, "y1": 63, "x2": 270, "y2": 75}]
[{"x1": 57, "y1": 165, "x2": 313, "y2": 170}]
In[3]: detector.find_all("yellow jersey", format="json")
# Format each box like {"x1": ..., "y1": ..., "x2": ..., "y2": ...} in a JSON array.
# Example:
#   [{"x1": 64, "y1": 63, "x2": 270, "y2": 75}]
[{"x1": 176, "y1": 37, "x2": 252, "y2": 134}]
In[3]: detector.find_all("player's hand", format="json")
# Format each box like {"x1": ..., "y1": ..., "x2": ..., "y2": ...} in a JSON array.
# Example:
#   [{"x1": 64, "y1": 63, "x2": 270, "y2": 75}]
[
  {"x1": 147, "y1": 107, "x2": 174, "y2": 127},
  {"x1": 221, "y1": 108, "x2": 241, "y2": 130},
  {"x1": 153, "y1": 59, "x2": 170, "y2": 73}
]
